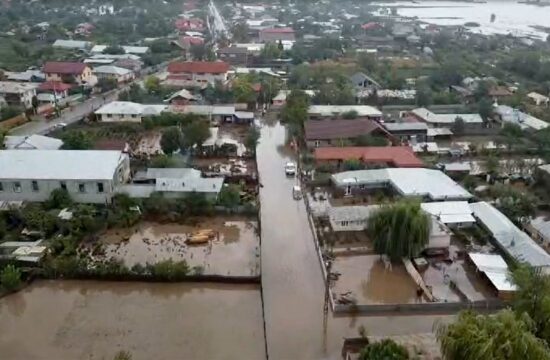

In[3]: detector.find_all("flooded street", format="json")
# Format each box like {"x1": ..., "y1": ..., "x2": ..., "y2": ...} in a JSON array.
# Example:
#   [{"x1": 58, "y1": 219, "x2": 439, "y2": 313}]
[
  {"x1": 257, "y1": 120, "x2": 454, "y2": 359},
  {"x1": 0, "y1": 280, "x2": 265, "y2": 360}
]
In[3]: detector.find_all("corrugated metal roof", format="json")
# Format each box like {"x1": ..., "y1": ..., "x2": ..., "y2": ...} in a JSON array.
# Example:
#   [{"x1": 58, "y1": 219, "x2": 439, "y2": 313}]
[
  {"x1": 471, "y1": 202, "x2": 550, "y2": 269},
  {"x1": 308, "y1": 105, "x2": 382, "y2": 117},
  {"x1": 155, "y1": 177, "x2": 224, "y2": 194}
]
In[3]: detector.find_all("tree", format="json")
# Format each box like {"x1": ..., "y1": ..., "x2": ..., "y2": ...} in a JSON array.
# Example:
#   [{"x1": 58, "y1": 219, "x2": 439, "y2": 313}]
[
  {"x1": 97, "y1": 77, "x2": 118, "y2": 92},
  {"x1": 478, "y1": 97, "x2": 493, "y2": 122},
  {"x1": 484, "y1": 154, "x2": 500, "y2": 177},
  {"x1": 260, "y1": 43, "x2": 282, "y2": 61},
  {"x1": 512, "y1": 265, "x2": 550, "y2": 344},
  {"x1": 452, "y1": 117, "x2": 465, "y2": 136},
  {"x1": 46, "y1": 188, "x2": 73, "y2": 209},
  {"x1": 436, "y1": 310, "x2": 550, "y2": 360},
  {"x1": 367, "y1": 200, "x2": 430, "y2": 261},
  {"x1": 231, "y1": 22, "x2": 250, "y2": 42},
  {"x1": 160, "y1": 127, "x2": 183, "y2": 155},
  {"x1": 0, "y1": 265, "x2": 22, "y2": 291},
  {"x1": 218, "y1": 184, "x2": 241, "y2": 209},
  {"x1": 190, "y1": 43, "x2": 206, "y2": 60},
  {"x1": 359, "y1": 339, "x2": 409, "y2": 360},
  {"x1": 499, "y1": 122, "x2": 524, "y2": 151},
  {"x1": 245, "y1": 126, "x2": 260, "y2": 154},
  {"x1": 144, "y1": 76, "x2": 161, "y2": 94},
  {"x1": 489, "y1": 184, "x2": 536, "y2": 224},
  {"x1": 183, "y1": 120, "x2": 210, "y2": 148},
  {"x1": 343, "y1": 159, "x2": 364, "y2": 171},
  {"x1": 61, "y1": 131, "x2": 93, "y2": 150},
  {"x1": 31, "y1": 95, "x2": 39, "y2": 114},
  {"x1": 232, "y1": 77, "x2": 256, "y2": 104},
  {"x1": 103, "y1": 45, "x2": 125, "y2": 54},
  {"x1": 415, "y1": 85, "x2": 433, "y2": 107}
]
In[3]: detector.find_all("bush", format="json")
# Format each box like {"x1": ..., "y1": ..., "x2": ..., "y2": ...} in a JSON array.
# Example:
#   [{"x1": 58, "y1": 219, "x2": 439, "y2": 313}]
[
  {"x1": 342, "y1": 110, "x2": 359, "y2": 119},
  {"x1": 343, "y1": 159, "x2": 364, "y2": 171},
  {"x1": 146, "y1": 259, "x2": 190, "y2": 280},
  {"x1": 359, "y1": 339, "x2": 409, "y2": 360},
  {"x1": 0, "y1": 264, "x2": 22, "y2": 291},
  {"x1": 46, "y1": 188, "x2": 73, "y2": 209},
  {"x1": 218, "y1": 184, "x2": 241, "y2": 209}
]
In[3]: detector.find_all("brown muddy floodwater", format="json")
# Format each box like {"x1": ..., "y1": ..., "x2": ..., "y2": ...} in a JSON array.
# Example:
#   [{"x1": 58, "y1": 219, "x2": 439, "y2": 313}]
[
  {"x1": 332, "y1": 255, "x2": 421, "y2": 305},
  {"x1": 0, "y1": 280, "x2": 266, "y2": 360},
  {"x1": 96, "y1": 218, "x2": 260, "y2": 276}
]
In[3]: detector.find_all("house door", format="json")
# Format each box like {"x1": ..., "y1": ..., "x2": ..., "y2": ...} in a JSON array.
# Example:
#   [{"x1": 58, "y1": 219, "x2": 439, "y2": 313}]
[{"x1": 345, "y1": 185, "x2": 352, "y2": 196}]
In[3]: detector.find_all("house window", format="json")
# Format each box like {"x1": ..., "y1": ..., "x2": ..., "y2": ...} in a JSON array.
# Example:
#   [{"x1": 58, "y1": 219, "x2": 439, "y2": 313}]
[
  {"x1": 131, "y1": 114, "x2": 137, "y2": 118},
  {"x1": 359, "y1": 184, "x2": 366, "y2": 190},
  {"x1": 97, "y1": 182, "x2": 104, "y2": 193},
  {"x1": 0, "y1": 182, "x2": 3, "y2": 192},
  {"x1": 340, "y1": 221, "x2": 349, "y2": 227},
  {"x1": 78, "y1": 183, "x2": 86, "y2": 193},
  {"x1": 13, "y1": 182, "x2": 22, "y2": 193},
  {"x1": 106, "y1": 114, "x2": 112, "y2": 118},
  {"x1": 31, "y1": 181, "x2": 39, "y2": 192},
  {"x1": 314, "y1": 140, "x2": 320, "y2": 148},
  {"x1": 60, "y1": 181, "x2": 67, "y2": 190}
]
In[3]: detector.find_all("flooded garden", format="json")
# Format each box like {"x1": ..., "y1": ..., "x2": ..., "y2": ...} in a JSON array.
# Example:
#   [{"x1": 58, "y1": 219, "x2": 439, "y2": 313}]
[
  {"x1": 87, "y1": 217, "x2": 260, "y2": 277},
  {"x1": 0, "y1": 280, "x2": 266, "y2": 360}
]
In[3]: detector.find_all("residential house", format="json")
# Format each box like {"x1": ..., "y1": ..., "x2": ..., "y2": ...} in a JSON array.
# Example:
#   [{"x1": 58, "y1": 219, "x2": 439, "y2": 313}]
[
  {"x1": 43, "y1": 62, "x2": 97, "y2": 87},
  {"x1": 165, "y1": 89, "x2": 197, "y2": 105},
  {"x1": 122, "y1": 168, "x2": 224, "y2": 201},
  {"x1": 37, "y1": 81, "x2": 72, "y2": 102},
  {"x1": 471, "y1": 201, "x2": 550, "y2": 273},
  {"x1": 273, "y1": 90, "x2": 316, "y2": 108},
  {"x1": 74, "y1": 23, "x2": 94, "y2": 36},
  {"x1": 95, "y1": 101, "x2": 167, "y2": 122},
  {"x1": 169, "y1": 105, "x2": 237, "y2": 124},
  {"x1": 175, "y1": 18, "x2": 205, "y2": 32},
  {"x1": 0, "y1": 82, "x2": 38, "y2": 109},
  {"x1": 93, "y1": 65, "x2": 135, "y2": 83},
  {"x1": 3, "y1": 135, "x2": 63, "y2": 150},
  {"x1": 383, "y1": 122, "x2": 429, "y2": 143},
  {"x1": 488, "y1": 86, "x2": 513, "y2": 101},
  {"x1": 467, "y1": 253, "x2": 517, "y2": 300},
  {"x1": 90, "y1": 45, "x2": 150, "y2": 55},
  {"x1": 527, "y1": 92, "x2": 549, "y2": 107},
  {"x1": 314, "y1": 146, "x2": 424, "y2": 168},
  {"x1": 327, "y1": 205, "x2": 451, "y2": 250},
  {"x1": 52, "y1": 39, "x2": 92, "y2": 50},
  {"x1": 331, "y1": 168, "x2": 472, "y2": 200},
  {"x1": 4, "y1": 70, "x2": 45, "y2": 83},
  {"x1": 350, "y1": 72, "x2": 381, "y2": 91},
  {"x1": 167, "y1": 61, "x2": 230, "y2": 87},
  {"x1": 420, "y1": 201, "x2": 475, "y2": 229},
  {"x1": 308, "y1": 105, "x2": 383, "y2": 121},
  {"x1": 408, "y1": 108, "x2": 484, "y2": 130},
  {"x1": 216, "y1": 47, "x2": 250, "y2": 66},
  {"x1": 305, "y1": 118, "x2": 391, "y2": 148},
  {"x1": 493, "y1": 105, "x2": 548, "y2": 131},
  {"x1": 259, "y1": 27, "x2": 296, "y2": 43},
  {"x1": 113, "y1": 58, "x2": 144, "y2": 73},
  {"x1": 0, "y1": 150, "x2": 130, "y2": 204}
]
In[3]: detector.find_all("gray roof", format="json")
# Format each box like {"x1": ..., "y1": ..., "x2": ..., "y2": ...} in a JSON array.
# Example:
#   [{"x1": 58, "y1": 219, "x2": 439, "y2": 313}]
[
  {"x1": 383, "y1": 122, "x2": 428, "y2": 132},
  {"x1": 53, "y1": 39, "x2": 91, "y2": 49},
  {"x1": 0, "y1": 150, "x2": 126, "y2": 180},
  {"x1": 411, "y1": 108, "x2": 483, "y2": 124},
  {"x1": 530, "y1": 217, "x2": 550, "y2": 240},
  {"x1": 471, "y1": 202, "x2": 550, "y2": 269},
  {"x1": 146, "y1": 168, "x2": 200, "y2": 179},
  {"x1": 95, "y1": 101, "x2": 167, "y2": 116},
  {"x1": 155, "y1": 177, "x2": 224, "y2": 194},
  {"x1": 332, "y1": 168, "x2": 472, "y2": 201},
  {"x1": 0, "y1": 81, "x2": 38, "y2": 94},
  {"x1": 4, "y1": 135, "x2": 63, "y2": 150},
  {"x1": 308, "y1": 105, "x2": 382, "y2": 117}
]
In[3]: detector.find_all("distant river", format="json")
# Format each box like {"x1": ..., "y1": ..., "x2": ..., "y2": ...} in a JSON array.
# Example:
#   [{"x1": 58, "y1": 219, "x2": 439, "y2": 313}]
[{"x1": 373, "y1": 1, "x2": 550, "y2": 39}]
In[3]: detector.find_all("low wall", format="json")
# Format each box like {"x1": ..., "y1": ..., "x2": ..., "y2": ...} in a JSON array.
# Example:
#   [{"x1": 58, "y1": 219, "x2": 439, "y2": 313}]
[
  {"x1": 0, "y1": 114, "x2": 28, "y2": 130},
  {"x1": 334, "y1": 298, "x2": 505, "y2": 315}
]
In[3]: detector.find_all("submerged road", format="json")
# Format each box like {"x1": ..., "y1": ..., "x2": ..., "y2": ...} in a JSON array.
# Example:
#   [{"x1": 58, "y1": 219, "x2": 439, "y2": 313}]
[{"x1": 257, "y1": 119, "x2": 453, "y2": 359}]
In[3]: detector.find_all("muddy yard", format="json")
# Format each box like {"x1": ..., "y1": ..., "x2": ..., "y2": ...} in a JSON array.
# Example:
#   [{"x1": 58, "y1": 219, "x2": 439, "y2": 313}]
[{"x1": 91, "y1": 217, "x2": 260, "y2": 277}]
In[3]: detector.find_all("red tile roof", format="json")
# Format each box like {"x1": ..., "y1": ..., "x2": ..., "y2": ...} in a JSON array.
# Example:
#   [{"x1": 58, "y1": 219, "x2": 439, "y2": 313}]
[
  {"x1": 305, "y1": 119, "x2": 390, "y2": 140},
  {"x1": 38, "y1": 81, "x2": 73, "y2": 92},
  {"x1": 168, "y1": 61, "x2": 230, "y2": 74},
  {"x1": 261, "y1": 27, "x2": 295, "y2": 34},
  {"x1": 314, "y1": 146, "x2": 424, "y2": 168},
  {"x1": 361, "y1": 22, "x2": 381, "y2": 30},
  {"x1": 43, "y1": 61, "x2": 88, "y2": 75}
]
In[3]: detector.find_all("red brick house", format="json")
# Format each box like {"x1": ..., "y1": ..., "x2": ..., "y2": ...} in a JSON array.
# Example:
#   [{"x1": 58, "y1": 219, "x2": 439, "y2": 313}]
[
  {"x1": 314, "y1": 146, "x2": 424, "y2": 168},
  {"x1": 167, "y1": 61, "x2": 230, "y2": 87}
]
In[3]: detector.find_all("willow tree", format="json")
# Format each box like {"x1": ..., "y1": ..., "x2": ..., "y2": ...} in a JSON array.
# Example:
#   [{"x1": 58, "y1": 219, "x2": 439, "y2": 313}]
[
  {"x1": 436, "y1": 310, "x2": 550, "y2": 360},
  {"x1": 367, "y1": 200, "x2": 430, "y2": 260}
]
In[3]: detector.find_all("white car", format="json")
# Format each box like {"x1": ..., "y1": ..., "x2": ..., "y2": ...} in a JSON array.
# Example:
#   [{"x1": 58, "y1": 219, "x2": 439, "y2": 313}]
[{"x1": 285, "y1": 162, "x2": 297, "y2": 176}]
